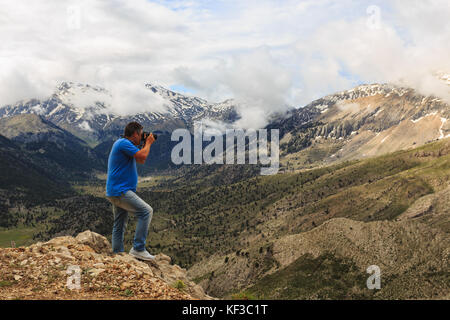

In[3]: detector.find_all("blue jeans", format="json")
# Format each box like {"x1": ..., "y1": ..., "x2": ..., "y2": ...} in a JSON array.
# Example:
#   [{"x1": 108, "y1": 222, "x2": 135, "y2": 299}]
[{"x1": 106, "y1": 190, "x2": 153, "y2": 253}]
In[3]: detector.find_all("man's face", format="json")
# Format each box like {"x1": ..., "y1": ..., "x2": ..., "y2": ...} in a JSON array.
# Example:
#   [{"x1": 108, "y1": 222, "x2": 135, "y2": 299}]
[{"x1": 130, "y1": 129, "x2": 142, "y2": 145}]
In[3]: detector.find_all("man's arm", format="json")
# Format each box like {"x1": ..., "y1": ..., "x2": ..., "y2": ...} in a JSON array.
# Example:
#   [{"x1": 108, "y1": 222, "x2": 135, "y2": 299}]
[{"x1": 134, "y1": 134, "x2": 155, "y2": 164}]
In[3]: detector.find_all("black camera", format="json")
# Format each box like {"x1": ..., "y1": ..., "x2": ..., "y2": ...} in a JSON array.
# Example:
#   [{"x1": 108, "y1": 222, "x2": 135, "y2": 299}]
[{"x1": 142, "y1": 131, "x2": 157, "y2": 141}]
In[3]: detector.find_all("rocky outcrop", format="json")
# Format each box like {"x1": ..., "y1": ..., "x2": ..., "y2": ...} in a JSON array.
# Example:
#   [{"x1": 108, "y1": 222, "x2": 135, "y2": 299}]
[
  {"x1": 0, "y1": 230, "x2": 214, "y2": 300},
  {"x1": 276, "y1": 82, "x2": 450, "y2": 170},
  {"x1": 74, "y1": 230, "x2": 112, "y2": 254}
]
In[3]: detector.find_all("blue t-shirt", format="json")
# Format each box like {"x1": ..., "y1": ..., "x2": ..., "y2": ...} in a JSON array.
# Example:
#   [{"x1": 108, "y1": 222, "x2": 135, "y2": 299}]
[{"x1": 106, "y1": 138, "x2": 140, "y2": 197}]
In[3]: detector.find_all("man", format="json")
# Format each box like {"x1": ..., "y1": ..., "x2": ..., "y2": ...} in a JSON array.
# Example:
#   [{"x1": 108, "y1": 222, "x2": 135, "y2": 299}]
[{"x1": 105, "y1": 121, "x2": 156, "y2": 261}]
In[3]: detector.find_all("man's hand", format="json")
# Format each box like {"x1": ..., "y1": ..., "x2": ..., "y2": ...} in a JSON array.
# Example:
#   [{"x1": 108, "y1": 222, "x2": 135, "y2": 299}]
[
  {"x1": 145, "y1": 133, "x2": 156, "y2": 145},
  {"x1": 135, "y1": 133, "x2": 155, "y2": 164}
]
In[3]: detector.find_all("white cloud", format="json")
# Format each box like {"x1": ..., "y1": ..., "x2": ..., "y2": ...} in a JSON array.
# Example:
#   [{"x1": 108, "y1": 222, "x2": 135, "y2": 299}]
[{"x1": 0, "y1": 0, "x2": 449, "y2": 130}]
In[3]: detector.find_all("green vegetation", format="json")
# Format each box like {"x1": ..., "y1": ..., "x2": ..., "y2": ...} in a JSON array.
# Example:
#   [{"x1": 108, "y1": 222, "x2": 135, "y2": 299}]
[
  {"x1": 135, "y1": 138, "x2": 449, "y2": 268},
  {"x1": 3, "y1": 138, "x2": 449, "y2": 276},
  {"x1": 0, "y1": 280, "x2": 17, "y2": 288},
  {"x1": 120, "y1": 289, "x2": 134, "y2": 297},
  {"x1": 244, "y1": 252, "x2": 374, "y2": 300},
  {"x1": 230, "y1": 291, "x2": 258, "y2": 300},
  {"x1": 0, "y1": 227, "x2": 36, "y2": 247},
  {"x1": 1, "y1": 132, "x2": 449, "y2": 299},
  {"x1": 172, "y1": 280, "x2": 186, "y2": 291}
]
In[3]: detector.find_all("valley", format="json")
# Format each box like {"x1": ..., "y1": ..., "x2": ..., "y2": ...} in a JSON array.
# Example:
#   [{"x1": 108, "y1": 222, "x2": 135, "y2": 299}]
[{"x1": 0, "y1": 81, "x2": 449, "y2": 299}]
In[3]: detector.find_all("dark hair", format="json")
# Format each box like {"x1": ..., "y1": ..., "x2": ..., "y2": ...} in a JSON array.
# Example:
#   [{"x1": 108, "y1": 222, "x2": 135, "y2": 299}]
[{"x1": 124, "y1": 121, "x2": 143, "y2": 138}]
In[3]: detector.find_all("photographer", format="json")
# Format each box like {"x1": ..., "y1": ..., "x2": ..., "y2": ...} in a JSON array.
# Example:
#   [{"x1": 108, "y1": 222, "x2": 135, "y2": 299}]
[{"x1": 105, "y1": 121, "x2": 156, "y2": 260}]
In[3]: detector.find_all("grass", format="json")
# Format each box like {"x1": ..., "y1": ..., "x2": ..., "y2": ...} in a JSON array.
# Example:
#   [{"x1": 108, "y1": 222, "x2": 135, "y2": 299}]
[
  {"x1": 172, "y1": 280, "x2": 186, "y2": 291},
  {"x1": 0, "y1": 280, "x2": 17, "y2": 288},
  {"x1": 120, "y1": 289, "x2": 134, "y2": 297},
  {"x1": 0, "y1": 227, "x2": 36, "y2": 248}
]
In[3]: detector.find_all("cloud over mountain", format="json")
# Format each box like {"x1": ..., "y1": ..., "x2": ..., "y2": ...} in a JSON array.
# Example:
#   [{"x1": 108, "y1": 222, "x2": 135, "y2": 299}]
[{"x1": 1, "y1": 0, "x2": 449, "y2": 128}]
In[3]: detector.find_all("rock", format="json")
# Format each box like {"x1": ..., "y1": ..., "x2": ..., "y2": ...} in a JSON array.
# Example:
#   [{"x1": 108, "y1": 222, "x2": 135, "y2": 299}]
[
  {"x1": 156, "y1": 253, "x2": 171, "y2": 264},
  {"x1": 120, "y1": 282, "x2": 133, "y2": 290},
  {"x1": 55, "y1": 245, "x2": 72, "y2": 256},
  {"x1": 93, "y1": 262, "x2": 105, "y2": 268},
  {"x1": 88, "y1": 268, "x2": 105, "y2": 277},
  {"x1": 75, "y1": 231, "x2": 112, "y2": 254},
  {"x1": 53, "y1": 252, "x2": 75, "y2": 261},
  {"x1": 0, "y1": 230, "x2": 205, "y2": 300},
  {"x1": 45, "y1": 236, "x2": 78, "y2": 247}
]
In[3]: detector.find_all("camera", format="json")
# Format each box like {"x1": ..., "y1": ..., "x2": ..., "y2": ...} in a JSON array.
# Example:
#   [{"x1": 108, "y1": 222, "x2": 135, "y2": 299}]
[{"x1": 142, "y1": 131, "x2": 157, "y2": 141}]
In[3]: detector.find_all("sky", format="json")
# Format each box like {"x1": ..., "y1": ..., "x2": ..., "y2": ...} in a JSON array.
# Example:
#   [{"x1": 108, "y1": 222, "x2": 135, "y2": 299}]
[{"x1": 0, "y1": 0, "x2": 449, "y2": 128}]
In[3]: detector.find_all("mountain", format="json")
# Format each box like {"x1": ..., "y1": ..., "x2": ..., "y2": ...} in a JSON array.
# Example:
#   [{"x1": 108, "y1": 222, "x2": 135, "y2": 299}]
[
  {"x1": 0, "y1": 230, "x2": 213, "y2": 300},
  {"x1": 0, "y1": 114, "x2": 104, "y2": 180},
  {"x1": 0, "y1": 133, "x2": 74, "y2": 227},
  {"x1": 0, "y1": 82, "x2": 243, "y2": 172},
  {"x1": 269, "y1": 82, "x2": 450, "y2": 171},
  {"x1": 182, "y1": 137, "x2": 450, "y2": 298},
  {"x1": 0, "y1": 114, "x2": 106, "y2": 228},
  {"x1": 1, "y1": 80, "x2": 449, "y2": 299},
  {"x1": 0, "y1": 132, "x2": 73, "y2": 198},
  {"x1": 0, "y1": 82, "x2": 240, "y2": 147},
  {"x1": 4, "y1": 125, "x2": 448, "y2": 299},
  {"x1": 3, "y1": 80, "x2": 449, "y2": 176}
]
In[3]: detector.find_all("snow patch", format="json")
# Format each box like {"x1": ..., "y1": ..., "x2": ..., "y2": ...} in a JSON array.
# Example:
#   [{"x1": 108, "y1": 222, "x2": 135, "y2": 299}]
[
  {"x1": 373, "y1": 108, "x2": 383, "y2": 117},
  {"x1": 439, "y1": 117, "x2": 448, "y2": 139},
  {"x1": 380, "y1": 134, "x2": 389, "y2": 143},
  {"x1": 79, "y1": 121, "x2": 93, "y2": 132},
  {"x1": 411, "y1": 111, "x2": 438, "y2": 123},
  {"x1": 48, "y1": 104, "x2": 65, "y2": 117},
  {"x1": 30, "y1": 104, "x2": 45, "y2": 115}
]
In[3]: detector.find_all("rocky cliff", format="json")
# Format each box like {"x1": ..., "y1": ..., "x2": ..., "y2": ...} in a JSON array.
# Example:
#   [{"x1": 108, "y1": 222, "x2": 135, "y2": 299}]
[{"x1": 0, "y1": 230, "x2": 214, "y2": 300}]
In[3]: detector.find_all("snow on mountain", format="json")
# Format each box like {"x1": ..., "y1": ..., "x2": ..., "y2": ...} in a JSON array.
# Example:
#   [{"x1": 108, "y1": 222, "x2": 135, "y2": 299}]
[
  {"x1": 271, "y1": 80, "x2": 450, "y2": 172},
  {"x1": 0, "y1": 82, "x2": 239, "y2": 144}
]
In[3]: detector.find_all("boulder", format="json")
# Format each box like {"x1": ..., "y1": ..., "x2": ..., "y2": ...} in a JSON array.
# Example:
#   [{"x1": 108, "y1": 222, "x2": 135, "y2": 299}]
[{"x1": 75, "y1": 230, "x2": 112, "y2": 254}]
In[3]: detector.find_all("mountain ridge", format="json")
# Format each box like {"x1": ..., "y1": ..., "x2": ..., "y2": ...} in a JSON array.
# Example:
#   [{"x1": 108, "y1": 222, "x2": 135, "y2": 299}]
[{"x1": 0, "y1": 82, "x2": 240, "y2": 146}]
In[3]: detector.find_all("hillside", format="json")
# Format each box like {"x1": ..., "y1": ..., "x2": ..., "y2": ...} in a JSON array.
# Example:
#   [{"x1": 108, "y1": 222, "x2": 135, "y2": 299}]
[
  {"x1": 14, "y1": 136, "x2": 450, "y2": 274},
  {"x1": 271, "y1": 83, "x2": 450, "y2": 171},
  {"x1": 190, "y1": 214, "x2": 449, "y2": 299},
  {"x1": 0, "y1": 134, "x2": 74, "y2": 228},
  {"x1": 0, "y1": 230, "x2": 212, "y2": 300},
  {"x1": 0, "y1": 114, "x2": 104, "y2": 180},
  {"x1": 186, "y1": 137, "x2": 450, "y2": 298},
  {"x1": 1, "y1": 81, "x2": 449, "y2": 300}
]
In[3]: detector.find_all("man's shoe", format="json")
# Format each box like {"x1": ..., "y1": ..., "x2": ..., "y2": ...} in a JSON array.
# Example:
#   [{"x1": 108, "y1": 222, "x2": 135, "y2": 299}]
[{"x1": 129, "y1": 247, "x2": 155, "y2": 261}]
